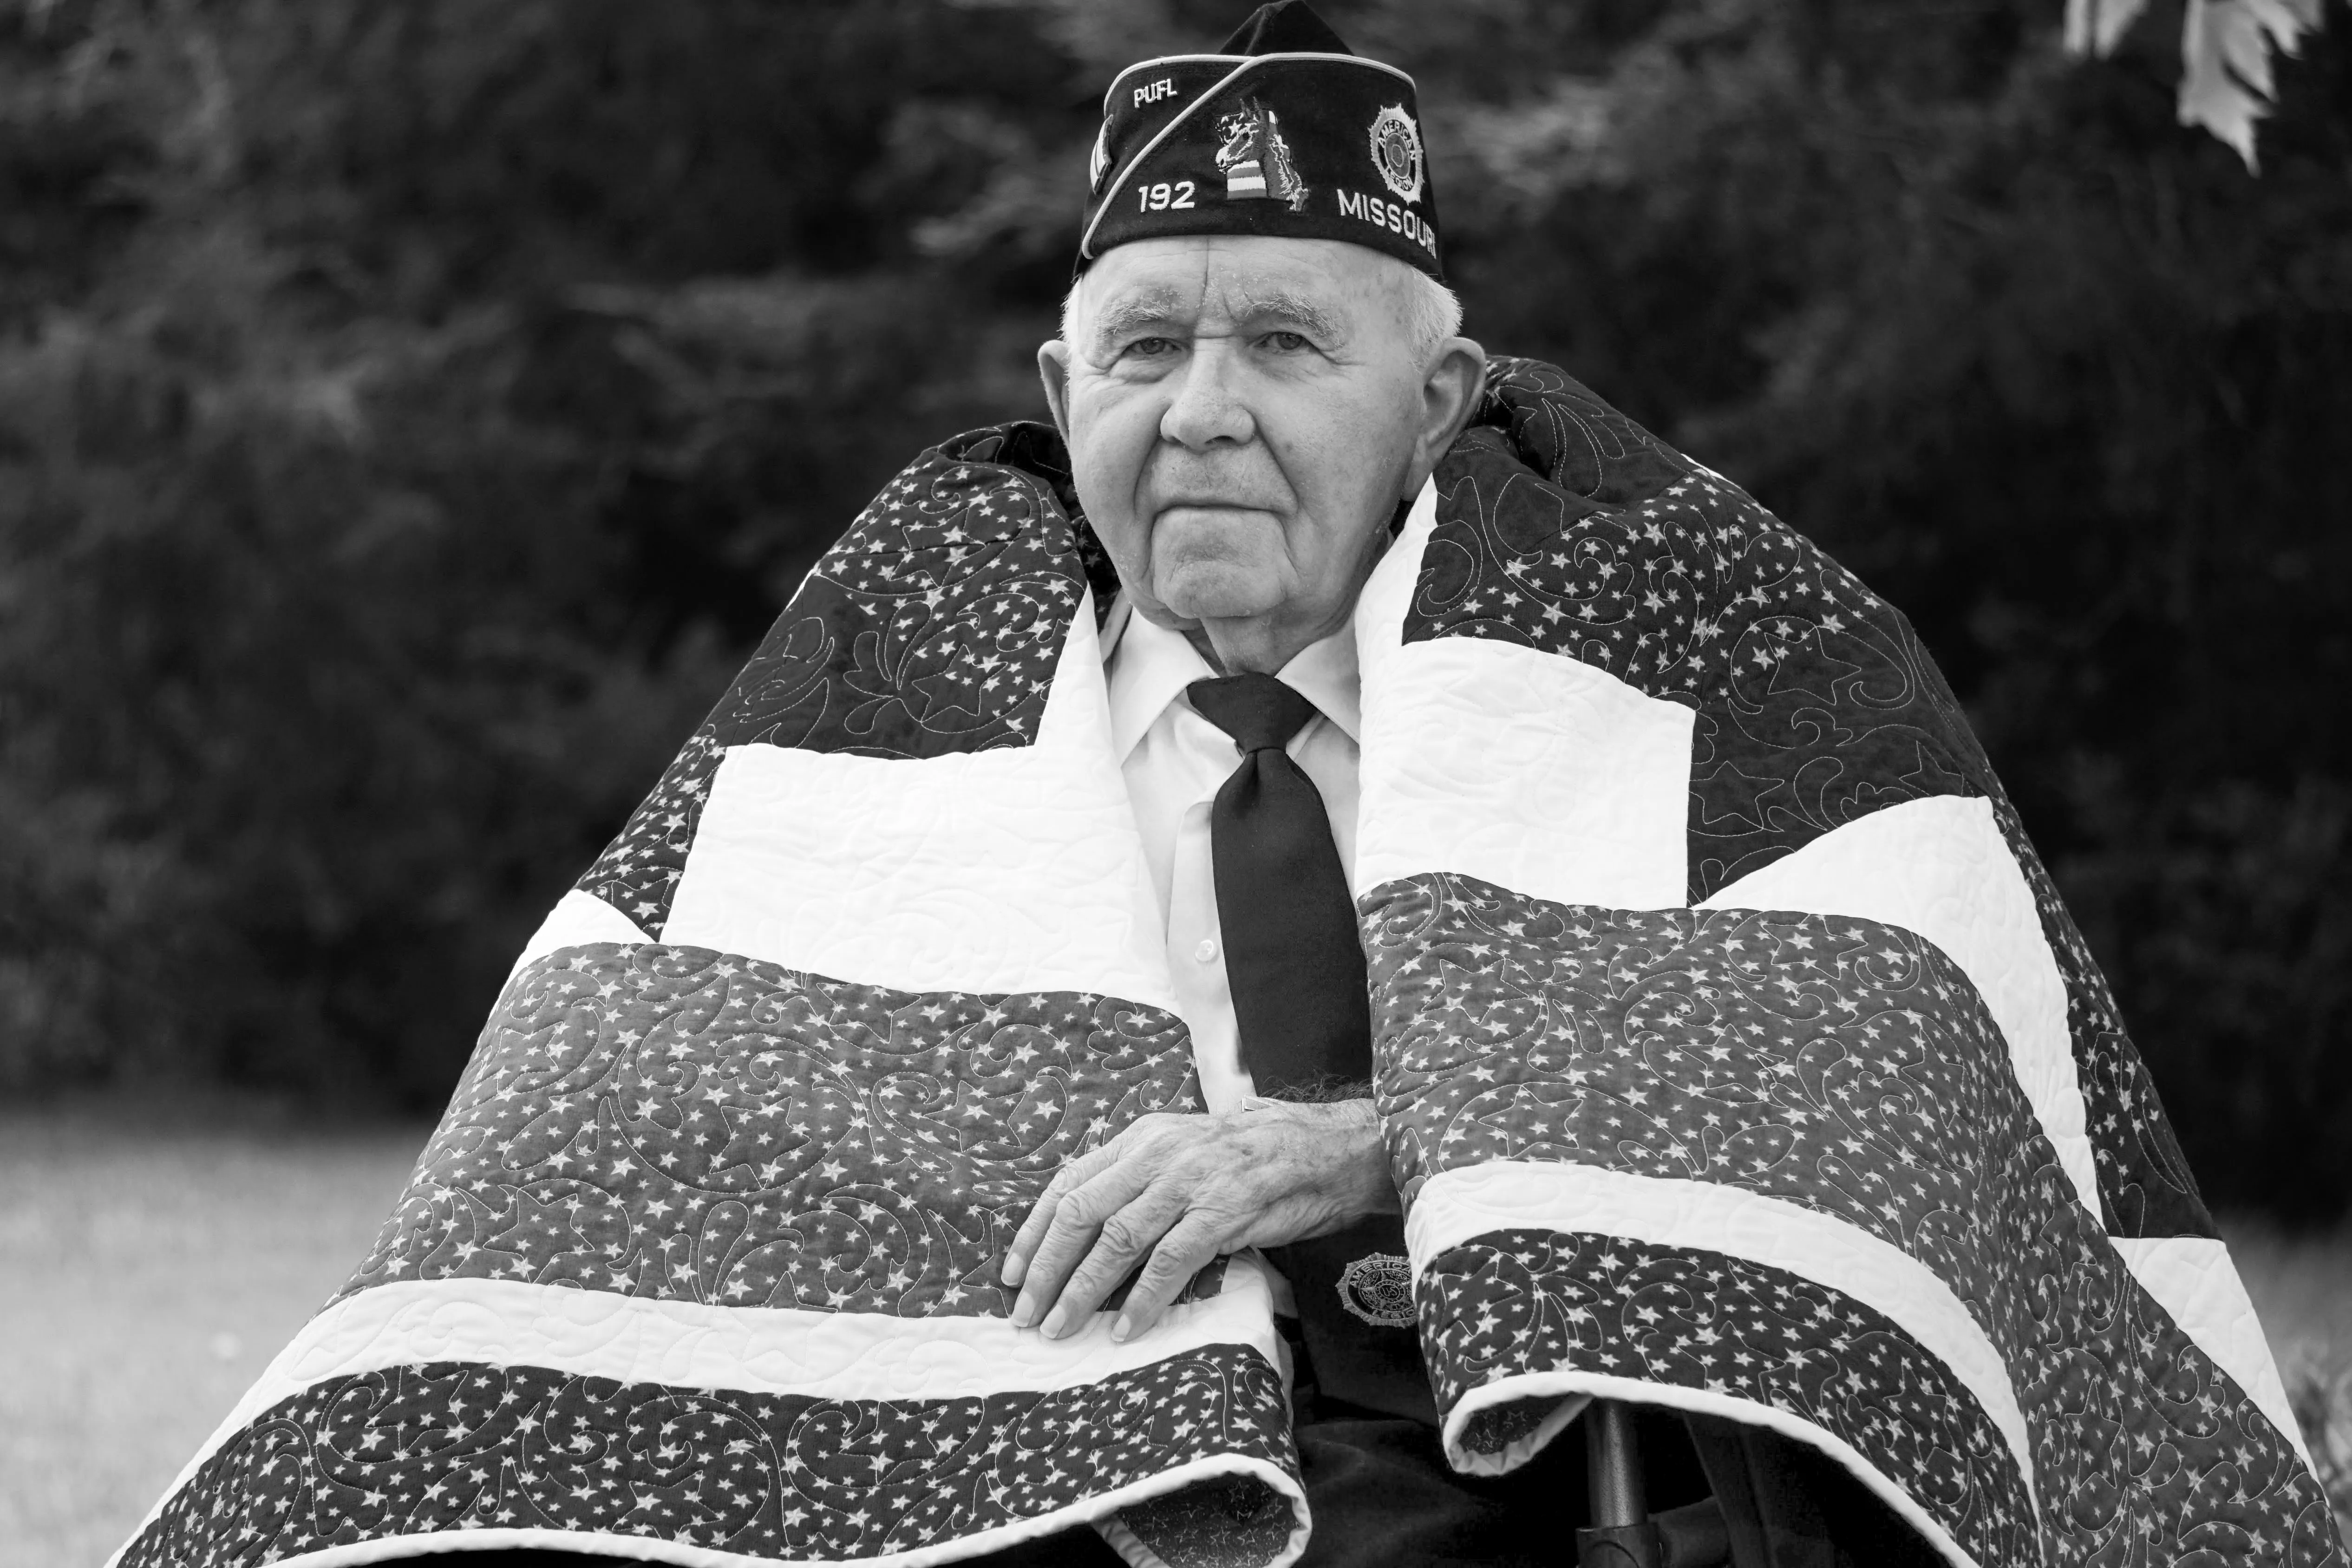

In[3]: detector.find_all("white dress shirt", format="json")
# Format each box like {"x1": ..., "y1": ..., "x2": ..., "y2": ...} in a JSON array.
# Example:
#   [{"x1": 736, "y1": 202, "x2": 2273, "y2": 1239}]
[{"x1": 1103, "y1": 602, "x2": 1363, "y2": 1114}]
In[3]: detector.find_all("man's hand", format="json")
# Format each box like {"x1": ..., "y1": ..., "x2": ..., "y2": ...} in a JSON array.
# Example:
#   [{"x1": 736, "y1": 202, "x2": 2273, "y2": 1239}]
[{"x1": 1000, "y1": 1099, "x2": 1397, "y2": 1343}]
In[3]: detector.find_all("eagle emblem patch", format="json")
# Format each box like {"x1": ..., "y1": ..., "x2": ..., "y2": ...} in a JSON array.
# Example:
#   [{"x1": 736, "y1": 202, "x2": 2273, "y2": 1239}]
[
  {"x1": 1367, "y1": 104, "x2": 1424, "y2": 203},
  {"x1": 1336, "y1": 1251, "x2": 1416, "y2": 1328}
]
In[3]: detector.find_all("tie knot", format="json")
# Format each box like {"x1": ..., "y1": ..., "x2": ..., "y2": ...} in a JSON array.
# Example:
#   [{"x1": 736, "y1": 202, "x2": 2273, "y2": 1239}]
[{"x1": 1187, "y1": 672, "x2": 1319, "y2": 754}]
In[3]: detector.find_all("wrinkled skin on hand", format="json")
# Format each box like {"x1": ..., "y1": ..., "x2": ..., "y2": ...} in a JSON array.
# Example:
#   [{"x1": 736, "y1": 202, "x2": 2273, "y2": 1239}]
[{"x1": 1001, "y1": 1099, "x2": 1398, "y2": 1342}]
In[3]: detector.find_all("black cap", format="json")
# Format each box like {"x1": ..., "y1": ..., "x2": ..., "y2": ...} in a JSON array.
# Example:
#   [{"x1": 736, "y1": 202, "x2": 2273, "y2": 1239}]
[
  {"x1": 1076, "y1": 1, "x2": 1444, "y2": 282},
  {"x1": 1220, "y1": 0, "x2": 1352, "y2": 54}
]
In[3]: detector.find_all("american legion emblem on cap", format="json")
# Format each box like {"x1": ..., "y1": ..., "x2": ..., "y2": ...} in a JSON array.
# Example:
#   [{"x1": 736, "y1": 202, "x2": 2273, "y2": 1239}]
[{"x1": 1077, "y1": 0, "x2": 1444, "y2": 281}]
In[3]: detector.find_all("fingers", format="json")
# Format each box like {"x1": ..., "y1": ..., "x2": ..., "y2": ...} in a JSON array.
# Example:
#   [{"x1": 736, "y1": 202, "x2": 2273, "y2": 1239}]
[
  {"x1": 1106, "y1": 1210, "x2": 1225, "y2": 1343},
  {"x1": 1001, "y1": 1108, "x2": 1379, "y2": 1344},
  {"x1": 1034, "y1": 1182, "x2": 1192, "y2": 1339},
  {"x1": 1002, "y1": 1137, "x2": 1120, "y2": 1289}
]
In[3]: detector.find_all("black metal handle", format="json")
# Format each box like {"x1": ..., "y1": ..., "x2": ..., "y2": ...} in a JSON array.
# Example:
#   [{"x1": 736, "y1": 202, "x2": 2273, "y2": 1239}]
[{"x1": 1577, "y1": 1398, "x2": 1663, "y2": 1568}]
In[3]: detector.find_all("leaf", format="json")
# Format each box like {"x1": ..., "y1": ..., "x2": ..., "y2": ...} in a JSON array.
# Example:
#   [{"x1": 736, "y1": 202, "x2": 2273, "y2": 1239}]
[
  {"x1": 2065, "y1": 0, "x2": 2333, "y2": 170},
  {"x1": 2177, "y1": 0, "x2": 2325, "y2": 170},
  {"x1": 2064, "y1": 0, "x2": 2150, "y2": 56}
]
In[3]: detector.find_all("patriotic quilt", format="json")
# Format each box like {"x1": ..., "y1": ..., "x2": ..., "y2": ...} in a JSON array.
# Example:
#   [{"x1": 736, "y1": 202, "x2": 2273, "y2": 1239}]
[{"x1": 114, "y1": 362, "x2": 2340, "y2": 1568}]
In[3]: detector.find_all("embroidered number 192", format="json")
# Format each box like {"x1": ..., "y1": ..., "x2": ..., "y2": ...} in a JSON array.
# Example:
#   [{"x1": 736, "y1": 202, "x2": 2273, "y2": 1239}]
[{"x1": 1135, "y1": 181, "x2": 1196, "y2": 211}]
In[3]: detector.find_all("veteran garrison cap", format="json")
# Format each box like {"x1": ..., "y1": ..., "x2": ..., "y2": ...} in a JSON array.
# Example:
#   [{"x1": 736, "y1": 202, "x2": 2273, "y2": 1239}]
[{"x1": 1077, "y1": 0, "x2": 1444, "y2": 281}]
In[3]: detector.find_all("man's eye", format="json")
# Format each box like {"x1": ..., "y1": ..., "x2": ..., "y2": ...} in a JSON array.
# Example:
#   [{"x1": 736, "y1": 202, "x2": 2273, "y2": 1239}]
[
  {"x1": 1122, "y1": 337, "x2": 1180, "y2": 358},
  {"x1": 1262, "y1": 331, "x2": 1312, "y2": 352}
]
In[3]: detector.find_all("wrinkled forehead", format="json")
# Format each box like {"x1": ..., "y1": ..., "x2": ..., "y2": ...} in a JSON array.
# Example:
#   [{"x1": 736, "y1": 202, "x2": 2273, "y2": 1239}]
[{"x1": 1075, "y1": 235, "x2": 1399, "y2": 346}]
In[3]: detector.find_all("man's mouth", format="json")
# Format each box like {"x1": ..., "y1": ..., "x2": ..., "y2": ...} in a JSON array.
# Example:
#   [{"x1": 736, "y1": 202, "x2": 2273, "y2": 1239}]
[{"x1": 1156, "y1": 499, "x2": 1276, "y2": 518}]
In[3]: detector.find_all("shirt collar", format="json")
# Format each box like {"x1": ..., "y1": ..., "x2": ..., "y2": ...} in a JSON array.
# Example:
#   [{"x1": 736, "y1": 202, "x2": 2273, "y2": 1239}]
[
  {"x1": 1103, "y1": 597, "x2": 1363, "y2": 762},
  {"x1": 1279, "y1": 614, "x2": 1362, "y2": 745}
]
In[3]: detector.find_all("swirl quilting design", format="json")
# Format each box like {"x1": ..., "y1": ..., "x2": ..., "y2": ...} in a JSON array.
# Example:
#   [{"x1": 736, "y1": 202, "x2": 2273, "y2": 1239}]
[
  {"x1": 1984, "y1": 786, "x2": 2214, "y2": 1239},
  {"x1": 1414, "y1": 359, "x2": 2210, "y2": 1241},
  {"x1": 575, "y1": 424, "x2": 1102, "y2": 935},
  {"x1": 1369, "y1": 873, "x2": 2338, "y2": 1565},
  {"x1": 342, "y1": 943, "x2": 1202, "y2": 1317},
  {"x1": 1418, "y1": 365, "x2": 1979, "y2": 901},
  {"x1": 1368, "y1": 875, "x2": 2048, "y2": 1288},
  {"x1": 118, "y1": 1350, "x2": 1297, "y2": 1568},
  {"x1": 1424, "y1": 1230, "x2": 2032, "y2": 1567},
  {"x1": 130, "y1": 370, "x2": 2276, "y2": 1568}
]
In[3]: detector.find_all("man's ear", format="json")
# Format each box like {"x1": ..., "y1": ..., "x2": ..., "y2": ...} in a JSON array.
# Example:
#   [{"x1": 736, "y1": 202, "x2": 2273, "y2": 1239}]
[
  {"x1": 1403, "y1": 338, "x2": 1486, "y2": 497},
  {"x1": 1038, "y1": 339, "x2": 1075, "y2": 448}
]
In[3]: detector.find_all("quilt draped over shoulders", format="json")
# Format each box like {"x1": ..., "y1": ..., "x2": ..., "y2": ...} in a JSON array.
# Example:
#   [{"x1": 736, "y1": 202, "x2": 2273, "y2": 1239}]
[{"x1": 112, "y1": 361, "x2": 2341, "y2": 1568}]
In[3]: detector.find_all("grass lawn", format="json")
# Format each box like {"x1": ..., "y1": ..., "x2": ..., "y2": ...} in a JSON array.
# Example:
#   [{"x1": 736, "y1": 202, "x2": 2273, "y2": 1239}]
[
  {"x1": 0, "y1": 1096, "x2": 429, "y2": 1568},
  {"x1": 4, "y1": 1097, "x2": 2347, "y2": 1566}
]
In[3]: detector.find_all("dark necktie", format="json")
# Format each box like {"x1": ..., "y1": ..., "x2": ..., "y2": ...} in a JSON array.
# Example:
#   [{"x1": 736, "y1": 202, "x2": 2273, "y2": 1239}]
[
  {"x1": 1185, "y1": 673, "x2": 1370, "y2": 1095},
  {"x1": 1186, "y1": 672, "x2": 1435, "y2": 1425}
]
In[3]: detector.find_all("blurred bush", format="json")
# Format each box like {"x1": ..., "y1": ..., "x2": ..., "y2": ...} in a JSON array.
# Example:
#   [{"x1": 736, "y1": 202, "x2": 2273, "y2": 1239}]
[{"x1": 0, "y1": 0, "x2": 2345, "y2": 1217}]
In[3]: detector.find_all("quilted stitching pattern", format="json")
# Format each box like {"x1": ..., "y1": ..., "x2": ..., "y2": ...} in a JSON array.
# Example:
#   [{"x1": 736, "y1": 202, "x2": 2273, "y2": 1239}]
[
  {"x1": 1985, "y1": 786, "x2": 2215, "y2": 1238},
  {"x1": 119, "y1": 1350, "x2": 1295, "y2": 1568},
  {"x1": 657, "y1": 612, "x2": 1177, "y2": 1012},
  {"x1": 575, "y1": 425, "x2": 1102, "y2": 936},
  {"x1": 1415, "y1": 359, "x2": 2212, "y2": 1240},
  {"x1": 1691, "y1": 794, "x2": 2097, "y2": 1217},
  {"x1": 1424, "y1": 1231, "x2": 2032, "y2": 1566},
  {"x1": 1351, "y1": 632, "x2": 1694, "y2": 914},
  {"x1": 1368, "y1": 875, "x2": 2063, "y2": 1275},
  {"x1": 124, "y1": 377, "x2": 2303, "y2": 1568},
  {"x1": 345, "y1": 944, "x2": 1200, "y2": 1315},
  {"x1": 1368, "y1": 873, "x2": 2334, "y2": 1564},
  {"x1": 1416, "y1": 362, "x2": 1982, "y2": 898}
]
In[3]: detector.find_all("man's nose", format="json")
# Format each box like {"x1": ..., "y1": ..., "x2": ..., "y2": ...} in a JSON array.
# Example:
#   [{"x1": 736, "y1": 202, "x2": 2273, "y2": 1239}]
[{"x1": 1158, "y1": 342, "x2": 1254, "y2": 451}]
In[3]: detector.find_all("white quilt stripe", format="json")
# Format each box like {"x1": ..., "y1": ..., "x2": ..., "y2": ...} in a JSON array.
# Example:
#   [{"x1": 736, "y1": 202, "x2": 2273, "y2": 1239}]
[
  {"x1": 1351, "y1": 470, "x2": 1437, "y2": 673},
  {"x1": 118, "y1": 1259, "x2": 1287, "y2": 1559},
  {"x1": 1723, "y1": 801, "x2": 2317, "y2": 1471},
  {"x1": 1697, "y1": 794, "x2": 2100, "y2": 1221},
  {"x1": 662, "y1": 593, "x2": 1179, "y2": 1010},
  {"x1": 1354, "y1": 482, "x2": 1693, "y2": 913},
  {"x1": 1406, "y1": 1159, "x2": 2038, "y2": 1519},
  {"x1": 506, "y1": 887, "x2": 655, "y2": 984},
  {"x1": 2111, "y1": 1235, "x2": 2313, "y2": 1469}
]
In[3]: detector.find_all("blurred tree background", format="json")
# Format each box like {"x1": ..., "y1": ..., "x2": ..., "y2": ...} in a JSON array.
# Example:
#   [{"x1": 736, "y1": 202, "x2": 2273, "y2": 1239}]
[{"x1": 1, "y1": 0, "x2": 2345, "y2": 1219}]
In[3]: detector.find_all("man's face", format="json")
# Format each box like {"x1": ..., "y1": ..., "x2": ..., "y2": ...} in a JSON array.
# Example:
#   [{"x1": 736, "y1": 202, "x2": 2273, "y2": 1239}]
[{"x1": 1040, "y1": 236, "x2": 1444, "y2": 647}]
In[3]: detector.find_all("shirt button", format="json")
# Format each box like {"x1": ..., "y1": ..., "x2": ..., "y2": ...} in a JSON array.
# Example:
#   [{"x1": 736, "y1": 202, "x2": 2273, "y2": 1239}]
[{"x1": 1194, "y1": 938, "x2": 1219, "y2": 964}]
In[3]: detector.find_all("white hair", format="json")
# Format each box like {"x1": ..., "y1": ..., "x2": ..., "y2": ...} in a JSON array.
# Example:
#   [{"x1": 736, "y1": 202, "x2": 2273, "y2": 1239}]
[
  {"x1": 1060, "y1": 252, "x2": 1463, "y2": 368},
  {"x1": 1395, "y1": 264, "x2": 1465, "y2": 366}
]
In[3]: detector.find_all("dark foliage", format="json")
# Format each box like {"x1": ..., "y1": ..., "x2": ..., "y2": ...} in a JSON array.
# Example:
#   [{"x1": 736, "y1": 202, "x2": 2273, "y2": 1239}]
[{"x1": 1, "y1": 0, "x2": 2344, "y2": 1218}]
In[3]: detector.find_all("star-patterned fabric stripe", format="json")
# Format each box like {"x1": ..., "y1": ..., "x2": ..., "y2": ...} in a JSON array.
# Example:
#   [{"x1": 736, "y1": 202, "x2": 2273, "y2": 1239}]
[
  {"x1": 1411, "y1": 358, "x2": 2210, "y2": 1242},
  {"x1": 117, "y1": 1348, "x2": 1298, "y2": 1568},
  {"x1": 574, "y1": 423, "x2": 1115, "y2": 937},
  {"x1": 1423, "y1": 1230, "x2": 2029, "y2": 1568},
  {"x1": 1980, "y1": 783, "x2": 2208, "y2": 1239},
  {"x1": 343, "y1": 944, "x2": 1201, "y2": 1315},
  {"x1": 1368, "y1": 873, "x2": 2341, "y2": 1566}
]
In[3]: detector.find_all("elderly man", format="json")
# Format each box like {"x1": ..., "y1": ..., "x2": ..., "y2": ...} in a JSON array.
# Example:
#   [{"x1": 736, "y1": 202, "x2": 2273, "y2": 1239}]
[
  {"x1": 982, "y1": 10, "x2": 1940, "y2": 1565},
  {"x1": 119, "y1": 7, "x2": 2334, "y2": 1568},
  {"x1": 991, "y1": 197, "x2": 1571, "y2": 1568},
  {"x1": 1003, "y1": 227, "x2": 1478, "y2": 1343}
]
